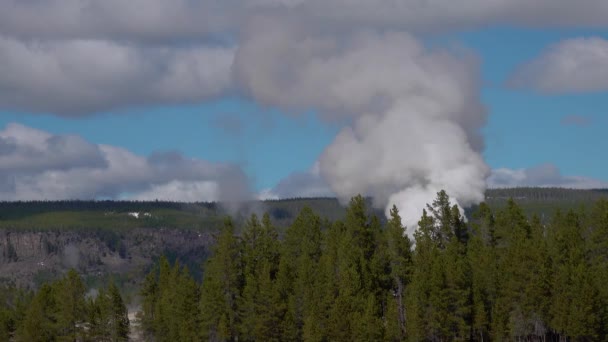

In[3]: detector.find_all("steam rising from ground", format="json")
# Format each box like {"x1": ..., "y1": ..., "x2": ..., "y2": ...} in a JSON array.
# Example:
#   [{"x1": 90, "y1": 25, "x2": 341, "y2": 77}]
[{"x1": 236, "y1": 24, "x2": 489, "y2": 235}]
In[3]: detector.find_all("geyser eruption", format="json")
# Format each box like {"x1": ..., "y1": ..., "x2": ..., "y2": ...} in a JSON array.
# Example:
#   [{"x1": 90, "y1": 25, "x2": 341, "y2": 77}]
[{"x1": 235, "y1": 20, "x2": 489, "y2": 236}]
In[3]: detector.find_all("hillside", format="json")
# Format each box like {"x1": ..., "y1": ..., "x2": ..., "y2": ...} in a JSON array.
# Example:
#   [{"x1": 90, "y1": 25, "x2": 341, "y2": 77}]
[
  {"x1": 1, "y1": 188, "x2": 606, "y2": 230},
  {"x1": 0, "y1": 188, "x2": 606, "y2": 292}
]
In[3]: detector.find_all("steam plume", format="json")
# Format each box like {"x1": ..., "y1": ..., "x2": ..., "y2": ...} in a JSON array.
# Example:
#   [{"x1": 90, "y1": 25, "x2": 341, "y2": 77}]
[{"x1": 235, "y1": 20, "x2": 489, "y2": 236}]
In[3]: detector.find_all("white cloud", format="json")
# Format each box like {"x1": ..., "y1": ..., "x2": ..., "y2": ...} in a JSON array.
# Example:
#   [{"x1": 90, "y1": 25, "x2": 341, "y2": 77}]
[
  {"x1": 3, "y1": 1, "x2": 608, "y2": 41},
  {"x1": 0, "y1": 123, "x2": 250, "y2": 201},
  {"x1": 130, "y1": 180, "x2": 219, "y2": 202},
  {"x1": 257, "y1": 188, "x2": 280, "y2": 200},
  {"x1": 0, "y1": 1, "x2": 607, "y2": 114},
  {"x1": 488, "y1": 164, "x2": 608, "y2": 189},
  {"x1": 508, "y1": 37, "x2": 608, "y2": 93},
  {"x1": 0, "y1": 35, "x2": 234, "y2": 115}
]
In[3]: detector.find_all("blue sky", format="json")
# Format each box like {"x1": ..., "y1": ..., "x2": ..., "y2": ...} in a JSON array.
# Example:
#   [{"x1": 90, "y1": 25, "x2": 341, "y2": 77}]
[
  {"x1": 460, "y1": 27, "x2": 608, "y2": 181},
  {"x1": 0, "y1": 100, "x2": 339, "y2": 191},
  {"x1": 0, "y1": 1, "x2": 607, "y2": 203}
]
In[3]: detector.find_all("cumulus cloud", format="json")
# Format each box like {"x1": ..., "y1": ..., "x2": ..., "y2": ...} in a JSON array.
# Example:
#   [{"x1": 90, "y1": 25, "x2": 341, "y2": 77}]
[
  {"x1": 0, "y1": 0, "x2": 235, "y2": 42},
  {"x1": 1, "y1": 1, "x2": 608, "y2": 114},
  {"x1": 3, "y1": 1, "x2": 608, "y2": 41},
  {"x1": 0, "y1": 1, "x2": 607, "y2": 115},
  {"x1": 130, "y1": 180, "x2": 219, "y2": 202},
  {"x1": 0, "y1": 36, "x2": 234, "y2": 114},
  {"x1": 508, "y1": 37, "x2": 608, "y2": 93},
  {"x1": 0, "y1": 123, "x2": 250, "y2": 201},
  {"x1": 488, "y1": 164, "x2": 608, "y2": 189},
  {"x1": 0, "y1": 123, "x2": 107, "y2": 173}
]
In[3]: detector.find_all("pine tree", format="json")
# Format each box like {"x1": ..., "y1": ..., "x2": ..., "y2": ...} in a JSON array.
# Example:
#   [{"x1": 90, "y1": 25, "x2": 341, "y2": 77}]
[
  {"x1": 468, "y1": 202, "x2": 497, "y2": 341},
  {"x1": 276, "y1": 206, "x2": 323, "y2": 341},
  {"x1": 17, "y1": 284, "x2": 59, "y2": 342},
  {"x1": 175, "y1": 266, "x2": 200, "y2": 342},
  {"x1": 385, "y1": 205, "x2": 412, "y2": 340},
  {"x1": 107, "y1": 282, "x2": 130, "y2": 341},
  {"x1": 153, "y1": 256, "x2": 175, "y2": 341},
  {"x1": 88, "y1": 286, "x2": 110, "y2": 340},
  {"x1": 239, "y1": 213, "x2": 282, "y2": 341},
  {"x1": 406, "y1": 209, "x2": 436, "y2": 341},
  {"x1": 491, "y1": 199, "x2": 534, "y2": 340},
  {"x1": 200, "y1": 218, "x2": 242, "y2": 342},
  {"x1": 138, "y1": 269, "x2": 158, "y2": 338},
  {"x1": 55, "y1": 269, "x2": 87, "y2": 341},
  {"x1": 586, "y1": 199, "x2": 608, "y2": 340},
  {"x1": 548, "y1": 210, "x2": 600, "y2": 340},
  {"x1": 89, "y1": 282, "x2": 130, "y2": 341}
]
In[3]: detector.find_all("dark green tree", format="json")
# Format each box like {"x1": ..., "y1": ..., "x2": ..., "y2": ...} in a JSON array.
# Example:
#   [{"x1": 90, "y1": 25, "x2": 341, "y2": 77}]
[{"x1": 200, "y1": 218, "x2": 242, "y2": 342}]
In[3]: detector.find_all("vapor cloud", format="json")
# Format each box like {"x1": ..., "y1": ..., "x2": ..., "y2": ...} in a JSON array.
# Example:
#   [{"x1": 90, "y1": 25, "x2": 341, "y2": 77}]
[
  {"x1": 261, "y1": 162, "x2": 334, "y2": 199},
  {"x1": 0, "y1": 123, "x2": 249, "y2": 201},
  {"x1": 236, "y1": 27, "x2": 488, "y2": 235},
  {"x1": 508, "y1": 37, "x2": 608, "y2": 93}
]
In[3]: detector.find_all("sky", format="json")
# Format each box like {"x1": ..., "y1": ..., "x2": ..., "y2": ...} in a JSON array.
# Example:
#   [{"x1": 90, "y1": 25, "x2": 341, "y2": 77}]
[{"x1": 0, "y1": 1, "x2": 607, "y2": 217}]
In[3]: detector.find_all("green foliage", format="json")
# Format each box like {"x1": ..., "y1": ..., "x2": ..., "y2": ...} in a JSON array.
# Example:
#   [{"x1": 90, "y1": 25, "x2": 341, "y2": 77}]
[
  {"x1": 88, "y1": 282, "x2": 130, "y2": 341},
  {"x1": 199, "y1": 218, "x2": 242, "y2": 341},
  {"x1": 6, "y1": 190, "x2": 608, "y2": 341},
  {"x1": 137, "y1": 256, "x2": 200, "y2": 342},
  {"x1": 1, "y1": 269, "x2": 128, "y2": 341}
]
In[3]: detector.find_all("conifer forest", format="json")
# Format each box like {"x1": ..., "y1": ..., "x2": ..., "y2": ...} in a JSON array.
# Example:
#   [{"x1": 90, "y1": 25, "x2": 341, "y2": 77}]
[{"x1": 1, "y1": 191, "x2": 608, "y2": 341}]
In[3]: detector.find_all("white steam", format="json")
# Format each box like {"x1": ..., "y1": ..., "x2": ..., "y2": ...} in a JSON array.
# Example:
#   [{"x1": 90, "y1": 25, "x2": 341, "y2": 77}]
[{"x1": 235, "y1": 22, "x2": 489, "y2": 236}]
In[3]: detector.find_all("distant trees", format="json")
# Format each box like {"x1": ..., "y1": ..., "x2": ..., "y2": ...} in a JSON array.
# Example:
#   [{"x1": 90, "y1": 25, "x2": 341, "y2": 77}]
[{"x1": 0, "y1": 269, "x2": 129, "y2": 341}]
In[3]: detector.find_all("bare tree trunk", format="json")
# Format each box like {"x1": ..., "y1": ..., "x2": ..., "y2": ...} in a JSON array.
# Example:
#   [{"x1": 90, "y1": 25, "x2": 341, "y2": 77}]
[{"x1": 396, "y1": 278, "x2": 406, "y2": 336}]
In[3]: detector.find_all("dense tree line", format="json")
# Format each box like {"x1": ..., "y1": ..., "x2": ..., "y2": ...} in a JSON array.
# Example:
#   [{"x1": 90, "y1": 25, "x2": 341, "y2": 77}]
[
  {"x1": 487, "y1": 187, "x2": 608, "y2": 201},
  {"x1": 0, "y1": 270, "x2": 129, "y2": 341},
  {"x1": 140, "y1": 191, "x2": 608, "y2": 341}
]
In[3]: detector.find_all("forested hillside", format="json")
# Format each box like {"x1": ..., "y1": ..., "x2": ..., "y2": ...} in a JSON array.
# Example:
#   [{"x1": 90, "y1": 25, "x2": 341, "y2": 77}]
[
  {"x1": 136, "y1": 192, "x2": 608, "y2": 341},
  {"x1": 0, "y1": 188, "x2": 605, "y2": 231},
  {"x1": 1, "y1": 189, "x2": 607, "y2": 340}
]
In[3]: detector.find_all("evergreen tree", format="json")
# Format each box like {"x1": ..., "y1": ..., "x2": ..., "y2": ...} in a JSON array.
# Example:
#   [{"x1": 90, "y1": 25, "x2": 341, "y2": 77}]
[
  {"x1": 408, "y1": 191, "x2": 472, "y2": 341},
  {"x1": 587, "y1": 199, "x2": 608, "y2": 339},
  {"x1": 276, "y1": 206, "x2": 323, "y2": 341},
  {"x1": 468, "y1": 202, "x2": 497, "y2": 341},
  {"x1": 548, "y1": 211, "x2": 600, "y2": 340},
  {"x1": 406, "y1": 208, "x2": 436, "y2": 341},
  {"x1": 107, "y1": 282, "x2": 130, "y2": 341},
  {"x1": 200, "y1": 218, "x2": 242, "y2": 342},
  {"x1": 175, "y1": 266, "x2": 200, "y2": 342},
  {"x1": 17, "y1": 284, "x2": 58, "y2": 342},
  {"x1": 385, "y1": 205, "x2": 413, "y2": 340},
  {"x1": 138, "y1": 269, "x2": 158, "y2": 339},
  {"x1": 89, "y1": 282, "x2": 130, "y2": 341},
  {"x1": 55, "y1": 269, "x2": 87, "y2": 341},
  {"x1": 239, "y1": 213, "x2": 282, "y2": 341}
]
